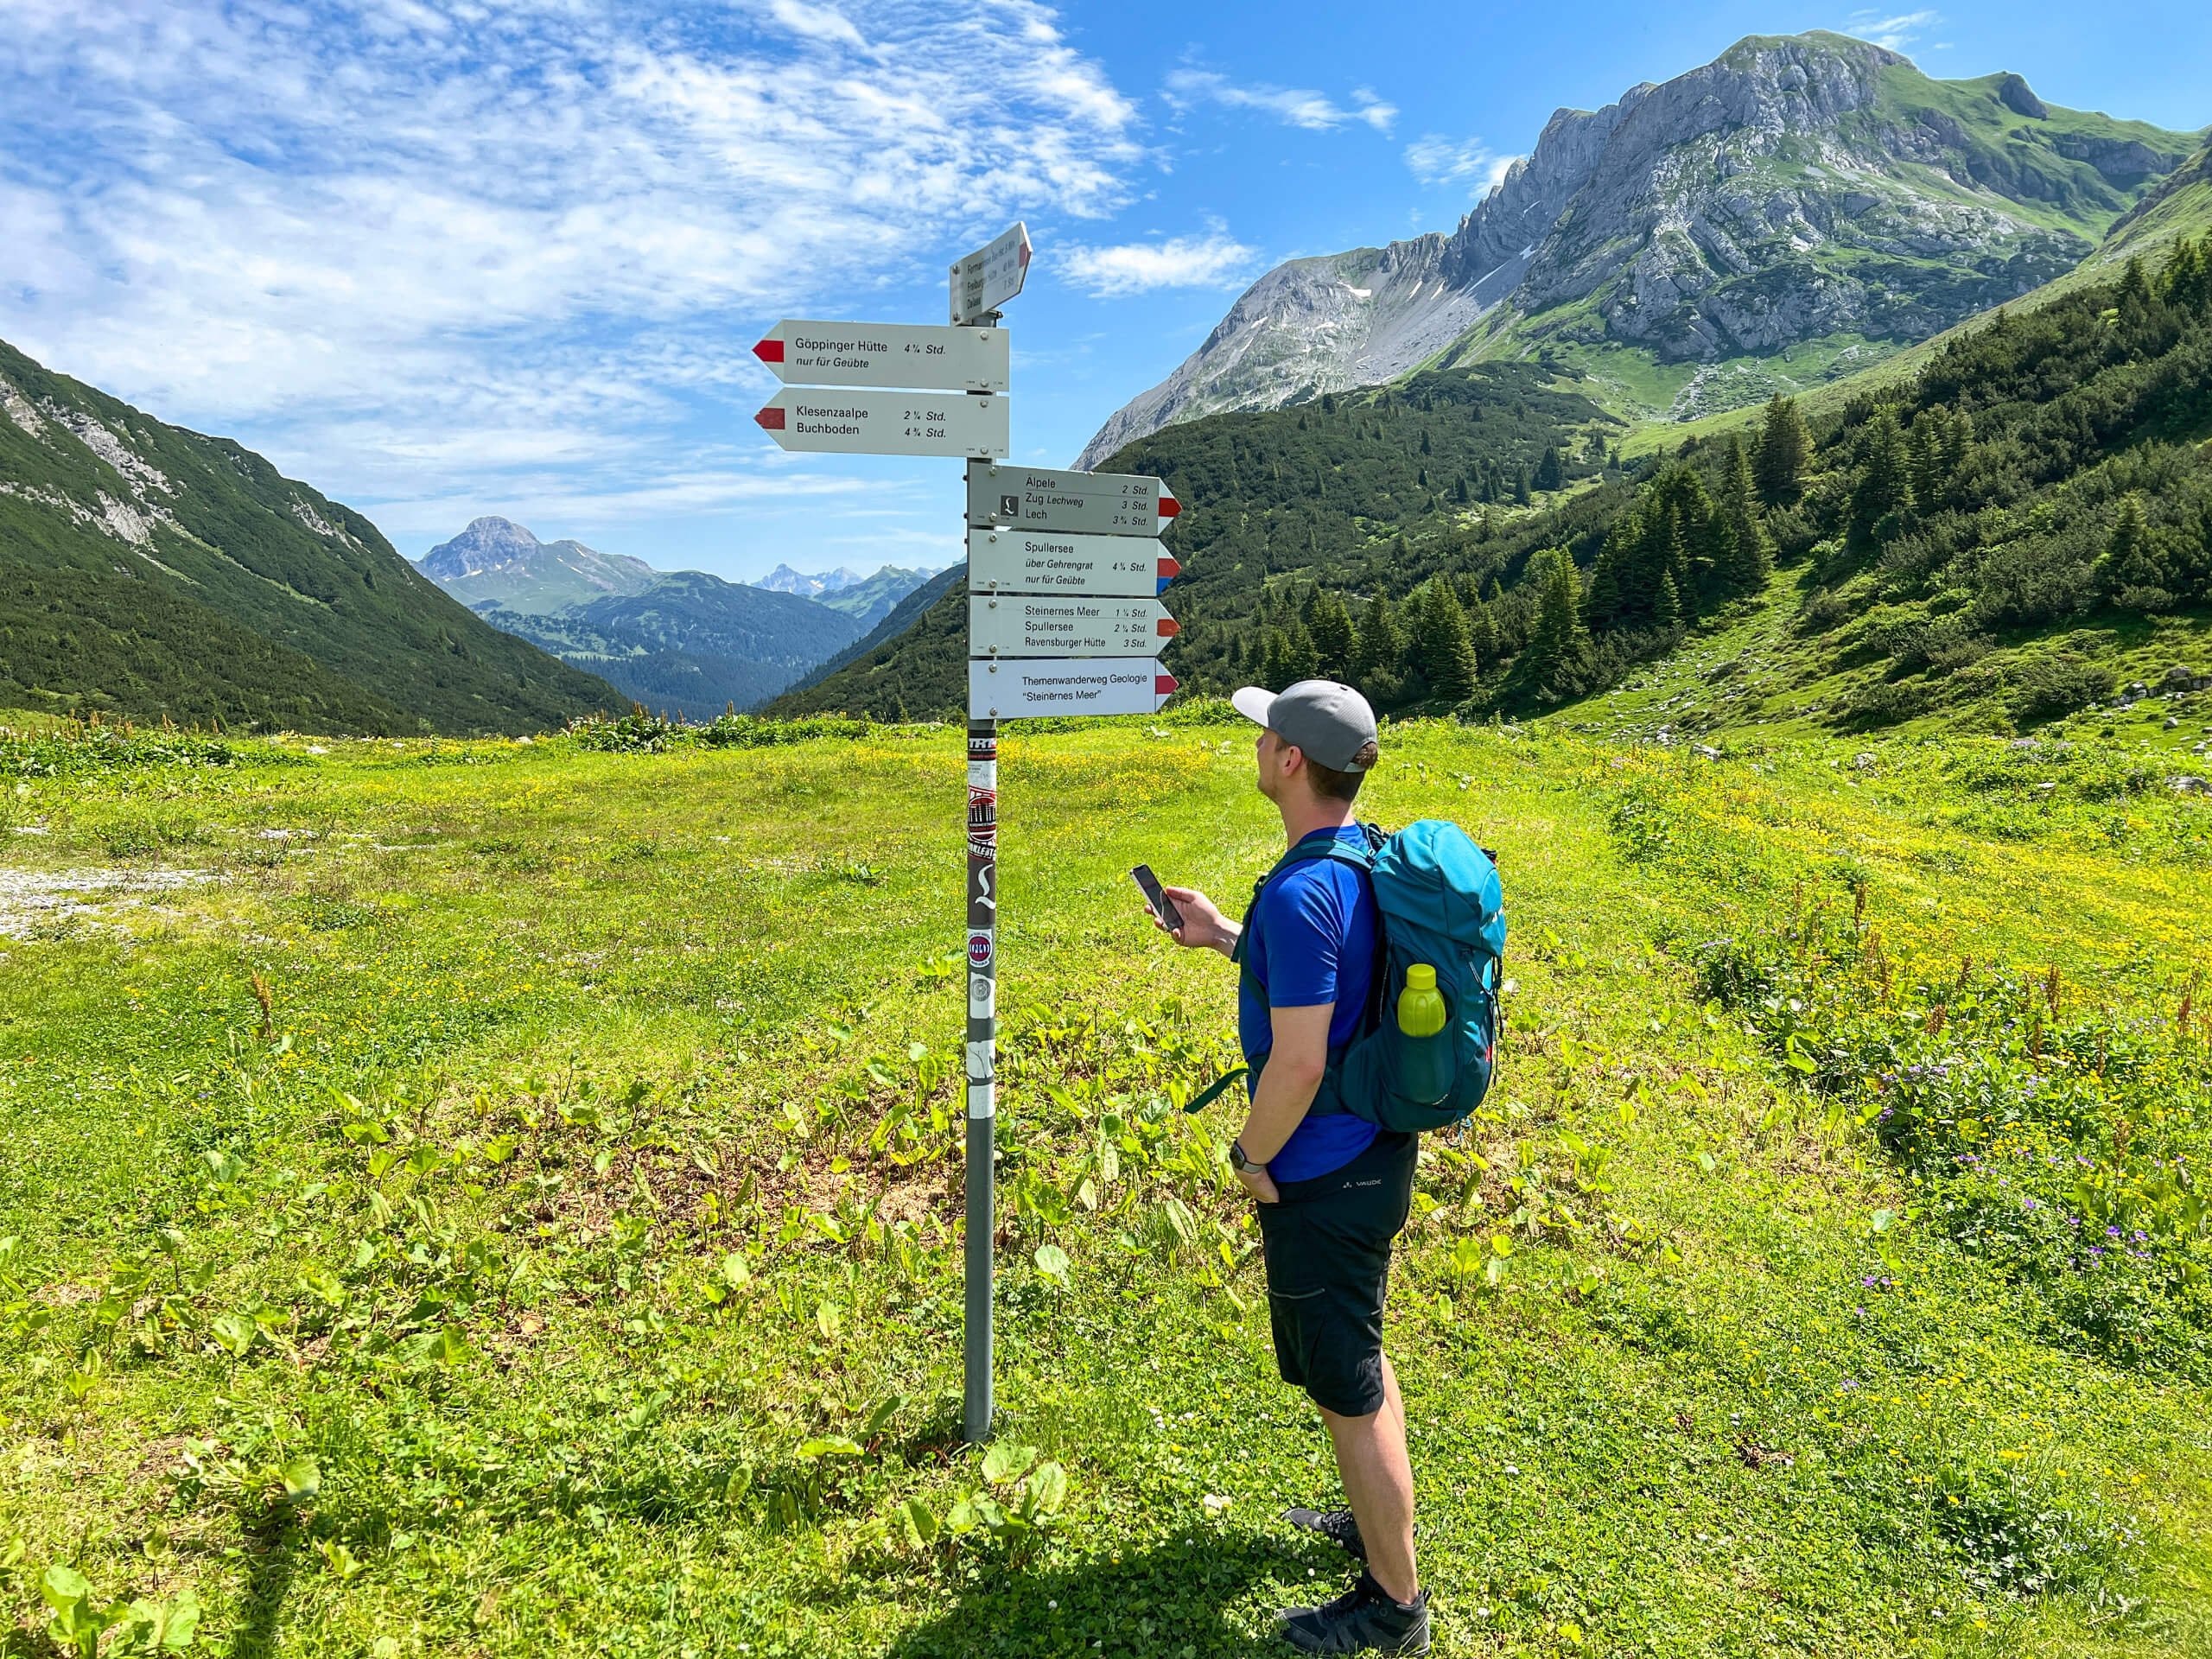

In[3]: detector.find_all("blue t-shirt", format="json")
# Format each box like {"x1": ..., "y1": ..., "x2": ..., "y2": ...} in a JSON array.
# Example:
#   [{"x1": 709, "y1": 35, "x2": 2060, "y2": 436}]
[{"x1": 1238, "y1": 825, "x2": 1380, "y2": 1182}]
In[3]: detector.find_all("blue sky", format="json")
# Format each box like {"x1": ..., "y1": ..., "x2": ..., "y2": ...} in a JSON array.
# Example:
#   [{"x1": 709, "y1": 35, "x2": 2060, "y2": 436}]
[{"x1": 2, "y1": 2, "x2": 2204, "y2": 583}]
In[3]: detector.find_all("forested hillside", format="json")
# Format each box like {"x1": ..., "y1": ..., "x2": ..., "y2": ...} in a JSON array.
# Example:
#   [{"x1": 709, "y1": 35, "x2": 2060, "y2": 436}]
[
  {"x1": 780, "y1": 362, "x2": 1617, "y2": 719},
  {"x1": 769, "y1": 565, "x2": 964, "y2": 720},
  {"x1": 0, "y1": 341, "x2": 622, "y2": 733},
  {"x1": 802, "y1": 235, "x2": 2211, "y2": 738}
]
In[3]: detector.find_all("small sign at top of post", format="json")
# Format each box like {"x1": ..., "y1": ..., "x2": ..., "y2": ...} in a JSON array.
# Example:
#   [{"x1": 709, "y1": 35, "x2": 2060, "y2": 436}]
[{"x1": 950, "y1": 222, "x2": 1032, "y2": 327}]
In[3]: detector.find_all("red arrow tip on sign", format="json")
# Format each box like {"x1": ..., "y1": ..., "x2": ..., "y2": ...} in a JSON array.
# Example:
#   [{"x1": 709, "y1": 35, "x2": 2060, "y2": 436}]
[
  {"x1": 1157, "y1": 618, "x2": 1179, "y2": 637},
  {"x1": 1155, "y1": 672, "x2": 1179, "y2": 696},
  {"x1": 753, "y1": 338, "x2": 784, "y2": 365},
  {"x1": 754, "y1": 405, "x2": 786, "y2": 430},
  {"x1": 1157, "y1": 556, "x2": 1181, "y2": 581},
  {"x1": 1158, "y1": 496, "x2": 1180, "y2": 519}
]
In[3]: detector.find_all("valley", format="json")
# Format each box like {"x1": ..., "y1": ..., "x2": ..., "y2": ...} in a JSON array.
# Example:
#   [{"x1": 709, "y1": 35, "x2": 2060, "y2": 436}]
[{"x1": 0, "y1": 713, "x2": 2204, "y2": 1653}]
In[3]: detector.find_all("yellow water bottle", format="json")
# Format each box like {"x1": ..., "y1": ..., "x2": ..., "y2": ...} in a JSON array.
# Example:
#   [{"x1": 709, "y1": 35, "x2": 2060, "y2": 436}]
[{"x1": 1395, "y1": 963, "x2": 1453, "y2": 1104}]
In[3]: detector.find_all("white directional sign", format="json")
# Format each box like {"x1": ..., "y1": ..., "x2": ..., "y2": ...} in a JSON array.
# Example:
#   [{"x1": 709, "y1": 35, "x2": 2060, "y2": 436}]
[
  {"x1": 753, "y1": 321, "x2": 1009, "y2": 392},
  {"x1": 969, "y1": 658, "x2": 1178, "y2": 721},
  {"x1": 950, "y1": 222, "x2": 1032, "y2": 326},
  {"x1": 967, "y1": 462, "x2": 1179, "y2": 537},
  {"x1": 755, "y1": 390, "x2": 1008, "y2": 458},
  {"x1": 968, "y1": 526, "x2": 1179, "y2": 596},
  {"x1": 969, "y1": 594, "x2": 1178, "y2": 658}
]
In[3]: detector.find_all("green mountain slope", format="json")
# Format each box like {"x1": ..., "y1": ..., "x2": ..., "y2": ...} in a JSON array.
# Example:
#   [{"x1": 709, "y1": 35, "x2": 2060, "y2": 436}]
[
  {"x1": 1546, "y1": 238, "x2": 2212, "y2": 744},
  {"x1": 0, "y1": 341, "x2": 623, "y2": 733},
  {"x1": 778, "y1": 363, "x2": 1613, "y2": 718},
  {"x1": 0, "y1": 564, "x2": 410, "y2": 732},
  {"x1": 485, "y1": 570, "x2": 862, "y2": 715}
]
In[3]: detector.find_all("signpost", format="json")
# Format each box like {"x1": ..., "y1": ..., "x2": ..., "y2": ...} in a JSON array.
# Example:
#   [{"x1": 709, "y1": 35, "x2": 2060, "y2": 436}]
[
  {"x1": 968, "y1": 658, "x2": 1179, "y2": 720},
  {"x1": 750, "y1": 220, "x2": 1183, "y2": 1449},
  {"x1": 967, "y1": 526, "x2": 1179, "y2": 597},
  {"x1": 753, "y1": 389, "x2": 1007, "y2": 458},
  {"x1": 753, "y1": 321, "x2": 1009, "y2": 392},
  {"x1": 950, "y1": 221, "x2": 1032, "y2": 326},
  {"x1": 966, "y1": 461, "x2": 1179, "y2": 537},
  {"x1": 969, "y1": 594, "x2": 1177, "y2": 658}
]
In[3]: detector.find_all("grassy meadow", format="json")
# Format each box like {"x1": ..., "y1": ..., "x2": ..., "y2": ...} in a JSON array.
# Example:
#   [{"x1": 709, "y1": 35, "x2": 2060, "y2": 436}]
[{"x1": 1, "y1": 710, "x2": 2209, "y2": 1657}]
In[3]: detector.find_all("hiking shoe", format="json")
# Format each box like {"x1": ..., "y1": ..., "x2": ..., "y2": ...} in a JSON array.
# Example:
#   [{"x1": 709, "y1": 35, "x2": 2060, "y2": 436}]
[
  {"x1": 1282, "y1": 1506, "x2": 1366, "y2": 1561},
  {"x1": 1278, "y1": 1571, "x2": 1431, "y2": 1655}
]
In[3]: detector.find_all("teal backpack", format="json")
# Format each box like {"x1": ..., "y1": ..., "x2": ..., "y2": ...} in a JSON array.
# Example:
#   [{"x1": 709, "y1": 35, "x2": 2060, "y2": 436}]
[{"x1": 1185, "y1": 820, "x2": 1507, "y2": 1134}]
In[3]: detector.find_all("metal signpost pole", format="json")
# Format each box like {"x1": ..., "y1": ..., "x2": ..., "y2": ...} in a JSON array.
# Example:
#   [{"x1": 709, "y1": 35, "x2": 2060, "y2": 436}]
[
  {"x1": 963, "y1": 710, "x2": 997, "y2": 1445},
  {"x1": 951, "y1": 267, "x2": 1019, "y2": 1447}
]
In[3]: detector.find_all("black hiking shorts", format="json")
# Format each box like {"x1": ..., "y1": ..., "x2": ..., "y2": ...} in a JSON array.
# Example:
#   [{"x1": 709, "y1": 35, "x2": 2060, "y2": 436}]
[{"x1": 1255, "y1": 1129, "x2": 1417, "y2": 1419}]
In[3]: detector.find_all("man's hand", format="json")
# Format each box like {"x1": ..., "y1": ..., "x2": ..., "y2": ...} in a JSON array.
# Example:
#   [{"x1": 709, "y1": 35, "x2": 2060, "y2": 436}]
[
  {"x1": 1235, "y1": 1163, "x2": 1281, "y2": 1205},
  {"x1": 1149, "y1": 885, "x2": 1239, "y2": 957}
]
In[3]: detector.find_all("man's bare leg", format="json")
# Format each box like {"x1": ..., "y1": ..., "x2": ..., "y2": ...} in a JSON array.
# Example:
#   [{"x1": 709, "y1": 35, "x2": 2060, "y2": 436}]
[{"x1": 1319, "y1": 1354, "x2": 1418, "y2": 1603}]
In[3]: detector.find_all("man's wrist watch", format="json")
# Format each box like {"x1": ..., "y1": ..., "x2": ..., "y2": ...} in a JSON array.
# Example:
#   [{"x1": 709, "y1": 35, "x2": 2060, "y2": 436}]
[{"x1": 1230, "y1": 1138, "x2": 1267, "y2": 1175}]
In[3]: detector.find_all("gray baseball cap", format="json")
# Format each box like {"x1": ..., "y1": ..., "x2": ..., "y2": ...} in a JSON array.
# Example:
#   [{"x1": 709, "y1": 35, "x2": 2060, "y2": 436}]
[{"x1": 1231, "y1": 679, "x2": 1379, "y2": 771}]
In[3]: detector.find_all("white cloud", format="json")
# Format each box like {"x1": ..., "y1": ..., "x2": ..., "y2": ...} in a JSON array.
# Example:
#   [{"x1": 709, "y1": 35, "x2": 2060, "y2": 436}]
[
  {"x1": 1841, "y1": 10, "x2": 1942, "y2": 49},
  {"x1": 1403, "y1": 136, "x2": 1521, "y2": 193},
  {"x1": 1058, "y1": 233, "x2": 1259, "y2": 298},
  {"x1": 1165, "y1": 69, "x2": 1396, "y2": 134},
  {"x1": 0, "y1": 0, "x2": 1141, "y2": 521}
]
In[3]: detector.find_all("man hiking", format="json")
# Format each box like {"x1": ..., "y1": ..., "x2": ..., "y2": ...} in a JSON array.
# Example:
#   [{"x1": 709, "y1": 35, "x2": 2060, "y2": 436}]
[{"x1": 1149, "y1": 679, "x2": 1430, "y2": 1656}]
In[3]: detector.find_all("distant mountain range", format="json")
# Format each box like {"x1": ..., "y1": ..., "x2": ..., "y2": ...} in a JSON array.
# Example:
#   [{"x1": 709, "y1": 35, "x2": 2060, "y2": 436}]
[
  {"x1": 410, "y1": 522, "x2": 938, "y2": 710},
  {"x1": 1079, "y1": 33, "x2": 2207, "y2": 463},
  {"x1": 0, "y1": 341, "x2": 620, "y2": 734},
  {"x1": 480, "y1": 572, "x2": 864, "y2": 715},
  {"x1": 756, "y1": 562, "x2": 864, "y2": 598}
]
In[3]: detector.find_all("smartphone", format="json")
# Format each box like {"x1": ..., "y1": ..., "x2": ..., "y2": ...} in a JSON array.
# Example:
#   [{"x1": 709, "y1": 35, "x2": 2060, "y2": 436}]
[{"x1": 1130, "y1": 864, "x2": 1185, "y2": 933}]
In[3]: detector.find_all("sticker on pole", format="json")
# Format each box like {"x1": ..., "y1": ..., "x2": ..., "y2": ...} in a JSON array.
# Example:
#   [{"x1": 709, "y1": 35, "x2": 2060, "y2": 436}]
[
  {"x1": 969, "y1": 659, "x2": 1178, "y2": 720},
  {"x1": 968, "y1": 931, "x2": 995, "y2": 967}
]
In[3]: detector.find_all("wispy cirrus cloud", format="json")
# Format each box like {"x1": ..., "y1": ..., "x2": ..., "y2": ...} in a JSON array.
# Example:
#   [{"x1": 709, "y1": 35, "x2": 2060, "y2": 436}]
[
  {"x1": 0, "y1": 0, "x2": 1141, "y2": 539},
  {"x1": 1840, "y1": 10, "x2": 1942, "y2": 50},
  {"x1": 1058, "y1": 232, "x2": 1260, "y2": 298},
  {"x1": 1403, "y1": 135, "x2": 1521, "y2": 193},
  {"x1": 1165, "y1": 68, "x2": 1397, "y2": 134}
]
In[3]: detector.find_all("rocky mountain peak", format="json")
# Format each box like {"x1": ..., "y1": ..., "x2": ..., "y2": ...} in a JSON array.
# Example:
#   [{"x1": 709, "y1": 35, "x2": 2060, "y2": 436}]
[
  {"x1": 417, "y1": 517, "x2": 658, "y2": 613},
  {"x1": 420, "y1": 516, "x2": 546, "y2": 579},
  {"x1": 1077, "y1": 32, "x2": 2202, "y2": 464}
]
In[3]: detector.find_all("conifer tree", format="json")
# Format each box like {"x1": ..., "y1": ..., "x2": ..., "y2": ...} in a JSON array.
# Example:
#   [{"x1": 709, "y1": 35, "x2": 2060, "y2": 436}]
[
  {"x1": 1284, "y1": 622, "x2": 1321, "y2": 684},
  {"x1": 1410, "y1": 579, "x2": 1477, "y2": 702},
  {"x1": 1260, "y1": 629, "x2": 1290, "y2": 691},
  {"x1": 1653, "y1": 569, "x2": 1681, "y2": 630},
  {"x1": 1522, "y1": 550, "x2": 1589, "y2": 698},
  {"x1": 1304, "y1": 589, "x2": 1357, "y2": 679},
  {"x1": 1351, "y1": 594, "x2": 1404, "y2": 695},
  {"x1": 1535, "y1": 444, "x2": 1564, "y2": 492},
  {"x1": 1584, "y1": 534, "x2": 1624, "y2": 626},
  {"x1": 1848, "y1": 408, "x2": 1913, "y2": 551},
  {"x1": 1753, "y1": 394, "x2": 1810, "y2": 506},
  {"x1": 1719, "y1": 435, "x2": 1773, "y2": 594},
  {"x1": 1466, "y1": 596, "x2": 1497, "y2": 676},
  {"x1": 2099, "y1": 493, "x2": 2172, "y2": 609}
]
